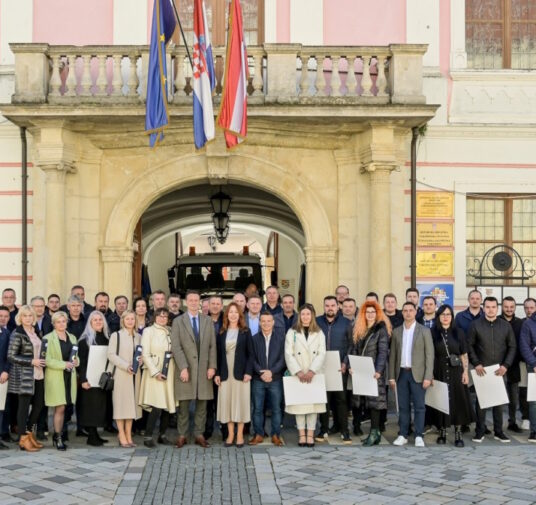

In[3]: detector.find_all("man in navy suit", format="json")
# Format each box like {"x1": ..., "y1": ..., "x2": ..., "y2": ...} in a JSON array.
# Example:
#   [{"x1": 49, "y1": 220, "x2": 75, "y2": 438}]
[
  {"x1": 248, "y1": 312, "x2": 286, "y2": 446},
  {"x1": 0, "y1": 305, "x2": 12, "y2": 449}
]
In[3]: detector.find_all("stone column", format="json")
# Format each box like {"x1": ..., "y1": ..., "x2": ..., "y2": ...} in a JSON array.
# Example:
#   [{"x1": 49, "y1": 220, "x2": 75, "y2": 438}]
[
  {"x1": 100, "y1": 246, "x2": 134, "y2": 301},
  {"x1": 304, "y1": 246, "x2": 337, "y2": 311},
  {"x1": 363, "y1": 163, "x2": 397, "y2": 295}
]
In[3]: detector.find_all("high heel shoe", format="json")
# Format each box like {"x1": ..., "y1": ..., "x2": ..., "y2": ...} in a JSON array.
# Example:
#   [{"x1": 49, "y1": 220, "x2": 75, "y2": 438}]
[
  {"x1": 19, "y1": 434, "x2": 39, "y2": 452},
  {"x1": 26, "y1": 430, "x2": 44, "y2": 449},
  {"x1": 306, "y1": 436, "x2": 315, "y2": 448},
  {"x1": 362, "y1": 429, "x2": 381, "y2": 447},
  {"x1": 298, "y1": 435, "x2": 306, "y2": 447},
  {"x1": 53, "y1": 432, "x2": 67, "y2": 451},
  {"x1": 224, "y1": 439, "x2": 235, "y2": 447}
]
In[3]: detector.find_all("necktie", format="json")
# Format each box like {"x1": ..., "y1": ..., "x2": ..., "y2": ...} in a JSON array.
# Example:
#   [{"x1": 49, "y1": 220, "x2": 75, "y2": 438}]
[{"x1": 192, "y1": 316, "x2": 199, "y2": 340}]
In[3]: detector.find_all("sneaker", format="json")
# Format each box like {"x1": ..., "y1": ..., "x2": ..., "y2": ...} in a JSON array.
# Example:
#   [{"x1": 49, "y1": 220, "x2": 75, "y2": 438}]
[
  {"x1": 472, "y1": 433, "x2": 485, "y2": 443},
  {"x1": 494, "y1": 432, "x2": 510, "y2": 443},
  {"x1": 414, "y1": 436, "x2": 425, "y2": 447},
  {"x1": 314, "y1": 432, "x2": 328, "y2": 443},
  {"x1": 507, "y1": 423, "x2": 522, "y2": 433},
  {"x1": 522, "y1": 420, "x2": 530, "y2": 431},
  {"x1": 392, "y1": 435, "x2": 407, "y2": 446},
  {"x1": 528, "y1": 432, "x2": 536, "y2": 443},
  {"x1": 341, "y1": 433, "x2": 352, "y2": 445}
]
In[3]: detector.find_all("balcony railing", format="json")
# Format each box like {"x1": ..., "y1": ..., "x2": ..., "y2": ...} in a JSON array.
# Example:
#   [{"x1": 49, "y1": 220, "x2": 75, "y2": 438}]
[{"x1": 10, "y1": 43, "x2": 428, "y2": 106}]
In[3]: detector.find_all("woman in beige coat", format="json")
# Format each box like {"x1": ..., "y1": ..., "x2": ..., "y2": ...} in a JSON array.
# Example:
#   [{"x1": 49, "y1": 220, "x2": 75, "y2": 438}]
[
  {"x1": 138, "y1": 308, "x2": 177, "y2": 448},
  {"x1": 285, "y1": 303, "x2": 326, "y2": 447},
  {"x1": 107, "y1": 310, "x2": 142, "y2": 447}
]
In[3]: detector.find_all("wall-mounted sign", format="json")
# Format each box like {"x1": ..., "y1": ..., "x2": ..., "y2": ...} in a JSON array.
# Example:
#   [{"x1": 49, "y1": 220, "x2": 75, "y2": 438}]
[
  {"x1": 417, "y1": 251, "x2": 454, "y2": 277},
  {"x1": 417, "y1": 283, "x2": 454, "y2": 307},
  {"x1": 417, "y1": 222, "x2": 453, "y2": 247},
  {"x1": 416, "y1": 192, "x2": 454, "y2": 218}
]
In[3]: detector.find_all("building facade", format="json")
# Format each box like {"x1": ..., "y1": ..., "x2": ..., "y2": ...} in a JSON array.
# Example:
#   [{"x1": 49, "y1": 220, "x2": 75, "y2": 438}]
[{"x1": 0, "y1": 0, "x2": 535, "y2": 311}]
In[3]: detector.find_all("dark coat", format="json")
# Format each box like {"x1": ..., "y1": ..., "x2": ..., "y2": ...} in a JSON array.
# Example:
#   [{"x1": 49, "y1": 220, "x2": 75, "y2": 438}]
[
  {"x1": 520, "y1": 314, "x2": 536, "y2": 369},
  {"x1": 467, "y1": 317, "x2": 517, "y2": 370},
  {"x1": 283, "y1": 311, "x2": 297, "y2": 333},
  {"x1": 348, "y1": 321, "x2": 389, "y2": 410},
  {"x1": 7, "y1": 307, "x2": 18, "y2": 332},
  {"x1": 77, "y1": 332, "x2": 108, "y2": 427},
  {"x1": 316, "y1": 313, "x2": 353, "y2": 363},
  {"x1": 67, "y1": 312, "x2": 87, "y2": 339},
  {"x1": 35, "y1": 314, "x2": 53, "y2": 339},
  {"x1": 454, "y1": 307, "x2": 483, "y2": 334},
  {"x1": 216, "y1": 328, "x2": 252, "y2": 381},
  {"x1": 106, "y1": 311, "x2": 121, "y2": 334},
  {"x1": 249, "y1": 328, "x2": 286, "y2": 381},
  {"x1": 0, "y1": 327, "x2": 11, "y2": 374},
  {"x1": 387, "y1": 310, "x2": 404, "y2": 329},
  {"x1": 7, "y1": 327, "x2": 35, "y2": 396},
  {"x1": 499, "y1": 314, "x2": 524, "y2": 383}
]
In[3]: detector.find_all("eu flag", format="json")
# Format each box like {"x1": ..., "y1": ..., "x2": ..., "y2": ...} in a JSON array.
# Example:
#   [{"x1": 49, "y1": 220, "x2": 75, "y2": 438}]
[{"x1": 145, "y1": 0, "x2": 177, "y2": 147}]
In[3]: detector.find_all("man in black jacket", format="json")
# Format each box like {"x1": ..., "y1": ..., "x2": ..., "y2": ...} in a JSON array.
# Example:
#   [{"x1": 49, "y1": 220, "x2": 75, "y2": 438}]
[
  {"x1": 31, "y1": 296, "x2": 53, "y2": 338},
  {"x1": 468, "y1": 296, "x2": 517, "y2": 443},
  {"x1": 59, "y1": 285, "x2": 93, "y2": 317},
  {"x1": 499, "y1": 296, "x2": 524, "y2": 433},
  {"x1": 316, "y1": 296, "x2": 353, "y2": 444},
  {"x1": 248, "y1": 312, "x2": 286, "y2": 446},
  {"x1": 383, "y1": 293, "x2": 403, "y2": 329}
]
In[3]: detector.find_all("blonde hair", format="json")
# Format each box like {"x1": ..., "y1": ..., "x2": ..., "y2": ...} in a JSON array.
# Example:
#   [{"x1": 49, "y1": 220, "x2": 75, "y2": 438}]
[
  {"x1": 120, "y1": 310, "x2": 136, "y2": 330},
  {"x1": 51, "y1": 310, "x2": 69, "y2": 326},
  {"x1": 15, "y1": 305, "x2": 36, "y2": 326}
]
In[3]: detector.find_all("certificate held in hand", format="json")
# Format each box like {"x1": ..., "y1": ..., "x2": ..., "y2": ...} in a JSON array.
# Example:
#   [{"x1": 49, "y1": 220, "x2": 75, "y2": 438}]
[
  {"x1": 161, "y1": 352, "x2": 172, "y2": 379},
  {"x1": 348, "y1": 355, "x2": 378, "y2": 397},
  {"x1": 470, "y1": 364, "x2": 509, "y2": 409},
  {"x1": 324, "y1": 351, "x2": 343, "y2": 391},
  {"x1": 283, "y1": 374, "x2": 327, "y2": 406},
  {"x1": 425, "y1": 380, "x2": 449, "y2": 415},
  {"x1": 132, "y1": 345, "x2": 143, "y2": 374}
]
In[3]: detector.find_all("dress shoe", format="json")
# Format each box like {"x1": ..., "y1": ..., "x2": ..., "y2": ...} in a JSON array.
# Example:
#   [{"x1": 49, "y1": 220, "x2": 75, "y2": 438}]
[
  {"x1": 19, "y1": 434, "x2": 39, "y2": 452},
  {"x1": 271, "y1": 435, "x2": 284, "y2": 447},
  {"x1": 194, "y1": 435, "x2": 210, "y2": 448},
  {"x1": 158, "y1": 435, "x2": 172, "y2": 445},
  {"x1": 248, "y1": 434, "x2": 264, "y2": 446},
  {"x1": 76, "y1": 428, "x2": 89, "y2": 437},
  {"x1": 175, "y1": 436, "x2": 187, "y2": 448},
  {"x1": 27, "y1": 431, "x2": 44, "y2": 449},
  {"x1": 143, "y1": 438, "x2": 156, "y2": 448}
]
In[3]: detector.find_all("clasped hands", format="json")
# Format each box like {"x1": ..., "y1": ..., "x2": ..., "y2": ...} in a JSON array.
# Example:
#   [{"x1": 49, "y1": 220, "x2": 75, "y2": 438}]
[{"x1": 297, "y1": 370, "x2": 315, "y2": 383}]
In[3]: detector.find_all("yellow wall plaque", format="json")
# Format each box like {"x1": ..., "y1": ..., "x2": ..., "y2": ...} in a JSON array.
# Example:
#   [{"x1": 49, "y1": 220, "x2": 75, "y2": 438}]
[
  {"x1": 417, "y1": 252, "x2": 454, "y2": 277},
  {"x1": 417, "y1": 223, "x2": 453, "y2": 247},
  {"x1": 416, "y1": 192, "x2": 454, "y2": 218}
]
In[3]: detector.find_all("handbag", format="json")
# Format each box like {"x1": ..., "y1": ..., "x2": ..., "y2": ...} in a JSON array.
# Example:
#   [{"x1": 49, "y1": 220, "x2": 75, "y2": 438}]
[
  {"x1": 98, "y1": 333, "x2": 120, "y2": 391},
  {"x1": 441, "y1": 331, "x2": 461, "y2": 367}
]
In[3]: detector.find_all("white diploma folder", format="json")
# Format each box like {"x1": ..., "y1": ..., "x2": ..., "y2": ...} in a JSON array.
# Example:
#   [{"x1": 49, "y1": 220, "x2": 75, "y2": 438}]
[
  {"x1": 528, "y1": 373, "x2": 536, "y2": 402},
  {"x1": 86, "y1": 345, "x2": 109, "y2": 388},
  {"x1": 283, "y1": 374, "x2": 327, "y2": 406},
  {"x1": 425, "y1": 380, "x2": 450, "y2": 415},
  {"x1": 324, "y1": 351, "x2": 343, "y2": 391},
  {"x1": 348, "y1": 355, "x2": 378, "y2": 397},
  {"x1": 470, "y1": 364, "x2": 509, "y2": 409},
  {"x1": 0, "y1": 381, "x2": 7, "y2": 410}
]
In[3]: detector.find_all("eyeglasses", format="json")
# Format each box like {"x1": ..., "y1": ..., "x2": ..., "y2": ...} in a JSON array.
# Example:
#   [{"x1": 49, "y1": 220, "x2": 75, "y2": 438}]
[
  {"x1": 439, "y1": 313, "x2": 452, "y2": 317},
  {"x1": 365, "y1": 310, "x2": 377, "y2": 315}
]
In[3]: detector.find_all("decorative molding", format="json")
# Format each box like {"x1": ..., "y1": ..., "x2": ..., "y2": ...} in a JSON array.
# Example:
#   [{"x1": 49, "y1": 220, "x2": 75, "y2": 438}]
[
  {"x1": 99, "y1": 245, "x2": 134, "y2": 263},
  {"x1": 304, "y1": 246, "x2": 337, "y2": 263}
]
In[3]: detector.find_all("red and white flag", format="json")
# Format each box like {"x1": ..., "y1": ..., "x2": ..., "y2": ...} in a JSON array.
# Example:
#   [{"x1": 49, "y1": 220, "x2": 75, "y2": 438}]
[{"x1": 217, "y1": 0, "x2": 248, "y2": 148}]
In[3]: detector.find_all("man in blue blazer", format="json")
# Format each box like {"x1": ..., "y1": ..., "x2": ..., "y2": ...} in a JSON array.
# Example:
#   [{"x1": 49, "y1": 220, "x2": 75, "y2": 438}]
[
  {"x1": 248, "y1": 312, "x2": 286, "y2": 446},
  {"x1": 0, "y1": 305, "x2": 12, "y2": 449}
]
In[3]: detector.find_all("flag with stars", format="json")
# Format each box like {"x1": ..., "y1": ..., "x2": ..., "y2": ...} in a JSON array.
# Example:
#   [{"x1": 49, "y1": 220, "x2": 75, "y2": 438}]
[{"x1": 145, "y1": 0, "x2": 177, "y2": 147}]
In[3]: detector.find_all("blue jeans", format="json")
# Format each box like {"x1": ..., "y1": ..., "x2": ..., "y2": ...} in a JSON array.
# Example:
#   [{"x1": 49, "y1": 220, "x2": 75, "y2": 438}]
[
  {"x1": 252, "y1": 379, "x2": 283, "y2": 437},
  {"x1": 397, "y1": 369, "x2": 426, "y2": 438}
]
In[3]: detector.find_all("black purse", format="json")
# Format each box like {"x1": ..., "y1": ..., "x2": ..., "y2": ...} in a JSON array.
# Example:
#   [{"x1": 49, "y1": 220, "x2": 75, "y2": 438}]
[
  {"x1": 441, "y1": 331, "x2": 461, "y2": 367},
  {"x1": 98, "y1": 333, "x2": 120, "y2": 391}
]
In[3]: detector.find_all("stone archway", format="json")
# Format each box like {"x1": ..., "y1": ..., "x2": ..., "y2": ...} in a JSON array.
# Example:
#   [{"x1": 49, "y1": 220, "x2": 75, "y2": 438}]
[{"x1": 101, "y1": 152, "x2": 337, "y2": 309}]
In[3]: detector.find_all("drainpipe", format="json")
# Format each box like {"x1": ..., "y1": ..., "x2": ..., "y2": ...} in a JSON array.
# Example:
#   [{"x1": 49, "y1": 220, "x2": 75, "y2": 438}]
[
  {"x1": 410, "y1": 127, "x2": 419, "y2": 289},
  {"x1": 20, "y1": 126, "x2": 28, "y2": 304}
]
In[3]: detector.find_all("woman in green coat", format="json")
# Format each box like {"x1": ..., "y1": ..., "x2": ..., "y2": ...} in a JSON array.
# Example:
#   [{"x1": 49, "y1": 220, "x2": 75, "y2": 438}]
[{"x1": 44, "y1": 311, "x2": 78, "y2": 450}]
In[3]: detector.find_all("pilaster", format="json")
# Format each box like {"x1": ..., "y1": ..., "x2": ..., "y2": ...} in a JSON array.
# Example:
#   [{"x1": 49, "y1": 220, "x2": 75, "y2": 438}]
[
  {"x1": 100, "y1": 245, "x2": 135, "y2": 302},
  {"x1": 304, "y1": 246, "x2": 337, "y2": 311}
]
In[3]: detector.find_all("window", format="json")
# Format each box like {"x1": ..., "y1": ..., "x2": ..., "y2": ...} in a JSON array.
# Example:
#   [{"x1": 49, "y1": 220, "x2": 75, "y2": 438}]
[
  {"x1": 466, "y1": 195, "x2": 536, "y2": 285},
  {"x1": 466, "y1": 0, "x2": 536, "y2": 69}
]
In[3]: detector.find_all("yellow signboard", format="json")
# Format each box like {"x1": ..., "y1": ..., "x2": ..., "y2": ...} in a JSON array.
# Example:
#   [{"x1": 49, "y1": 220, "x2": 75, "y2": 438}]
[
  {"x1": 417, "y1": 223, "x2": 453, "y2": 247},
  {"x1": 417, "y1": 192, "x2": 454, "y2": 218},
  {"x1": 417, "y1": 252, "x2": 454, "y2": 277}
]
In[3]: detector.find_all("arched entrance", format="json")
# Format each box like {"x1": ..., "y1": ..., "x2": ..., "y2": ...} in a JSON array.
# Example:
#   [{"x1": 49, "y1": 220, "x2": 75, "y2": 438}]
[{"x1": 101, "y1": 152, "x2": 336, "y2": 309}]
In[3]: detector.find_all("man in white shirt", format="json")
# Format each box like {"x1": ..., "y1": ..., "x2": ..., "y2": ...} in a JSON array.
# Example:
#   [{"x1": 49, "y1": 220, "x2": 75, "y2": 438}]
[{"x1": 388, "y1": 302, "x2": 434, "y2": 447}]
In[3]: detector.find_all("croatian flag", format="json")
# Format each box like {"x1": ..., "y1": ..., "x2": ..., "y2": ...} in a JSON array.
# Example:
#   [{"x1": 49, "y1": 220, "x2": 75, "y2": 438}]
[
  {"x1": 217, "y1": 0, "x2": 248, "y2": 148},
  {"x1": 193, "y1": 0, "x2": 215, "y2": 149}
]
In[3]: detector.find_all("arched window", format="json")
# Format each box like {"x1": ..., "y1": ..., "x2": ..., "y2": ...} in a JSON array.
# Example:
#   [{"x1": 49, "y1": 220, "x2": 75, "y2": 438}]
[{"x1": 466, "y1": 0, "x2": 536, "y2": 69}]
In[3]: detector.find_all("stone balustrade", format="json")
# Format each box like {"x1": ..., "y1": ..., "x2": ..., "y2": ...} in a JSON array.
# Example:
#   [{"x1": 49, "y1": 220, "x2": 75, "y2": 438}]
[{"x1": 10, "y1": 43, "x2": 427, "y2": 106}]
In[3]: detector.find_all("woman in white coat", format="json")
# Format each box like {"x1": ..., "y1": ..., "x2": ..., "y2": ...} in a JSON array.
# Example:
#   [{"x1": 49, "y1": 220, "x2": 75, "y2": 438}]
[
  {"x1": 138, "y1": 308, "x2": 177, "y2": 448},
  {"x1": 284, "y1": 303, "x2": 326, "y2": 447}
]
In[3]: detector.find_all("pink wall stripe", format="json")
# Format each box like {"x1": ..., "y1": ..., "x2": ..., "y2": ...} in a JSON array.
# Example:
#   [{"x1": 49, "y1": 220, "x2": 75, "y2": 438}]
[
  {"x1": 276, "y1": 0, "x2": 290, "y2": 43},
  {"x1": 33, "y1": 0, "x2": 113, "y2": 45},
  {"x1": 323, "y1": 0, "x2": 406, "y2": 45}
]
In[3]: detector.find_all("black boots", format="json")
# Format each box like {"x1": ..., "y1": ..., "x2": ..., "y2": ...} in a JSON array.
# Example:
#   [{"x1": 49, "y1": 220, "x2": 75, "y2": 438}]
[
  {"x1": 53, "y1": 432, "x2": 67, "y2": 451},
  {"x1": 454, "y1": 427, "x2": 464, "y2": 448},
  {"x1": 87, "y1": 427, "x2": 104, "y2": 446},
  {"x1": 436, "y1": 428, "x2": 447, "y2": 444}
]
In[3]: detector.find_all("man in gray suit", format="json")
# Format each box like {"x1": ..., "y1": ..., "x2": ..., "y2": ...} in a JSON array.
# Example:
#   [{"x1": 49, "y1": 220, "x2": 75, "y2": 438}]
[
  {"x1": 389, "y1": 301, "x2": 434, "y2": 447},
  {"x1": 171, "y1": 290, "x2": 217, "y2": 448}
]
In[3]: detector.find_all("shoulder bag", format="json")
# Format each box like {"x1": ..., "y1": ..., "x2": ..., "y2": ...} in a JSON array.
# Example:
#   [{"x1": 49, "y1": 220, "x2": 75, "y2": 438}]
[
  {"x1": 98, "y1": 333, "x2": 120, "y2": 391},
  {"x1": 441, "y1": 331, "x2": 461, "y2": 367}
]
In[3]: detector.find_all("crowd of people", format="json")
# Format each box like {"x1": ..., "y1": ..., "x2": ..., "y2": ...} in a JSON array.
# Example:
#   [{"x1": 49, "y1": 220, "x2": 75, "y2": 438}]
[{"x1": 0, "y1": 283, "x2": 535, "y2": 452}]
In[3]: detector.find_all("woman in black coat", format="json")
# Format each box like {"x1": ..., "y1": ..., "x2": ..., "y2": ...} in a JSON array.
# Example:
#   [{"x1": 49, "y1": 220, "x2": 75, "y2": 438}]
[
  {"x1": 431, "y1": 304, "x2": 474, "y2": 447},
  {"x1": 214, "y1": 302, "x2": 252, "y2": 447},
  {"x1": 78, "y1": 310, "x2": 110, "y2": 446},
  {"x1": 7, "y1": 305, "x2": 47, "y2": 452},
  {"x1": 347, "y1": 300, "x2": 391, "y2": 446}
]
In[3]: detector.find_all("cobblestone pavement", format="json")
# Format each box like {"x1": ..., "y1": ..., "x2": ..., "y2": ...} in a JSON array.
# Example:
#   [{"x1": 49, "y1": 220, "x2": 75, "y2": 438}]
[{"x1": 1, "y1": 421, "x2": 536, "y2": 505}]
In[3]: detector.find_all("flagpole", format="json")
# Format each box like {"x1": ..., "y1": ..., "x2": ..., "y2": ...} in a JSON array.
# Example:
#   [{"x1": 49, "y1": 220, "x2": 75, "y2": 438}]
[{"x1": 170, "y1": 0, "x2": 194, "y2": 70}]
